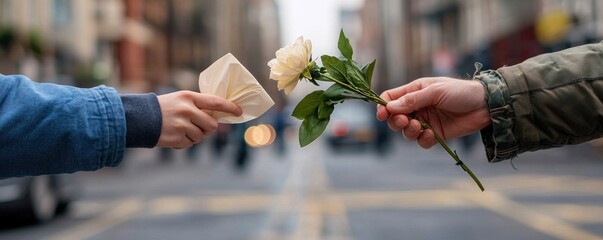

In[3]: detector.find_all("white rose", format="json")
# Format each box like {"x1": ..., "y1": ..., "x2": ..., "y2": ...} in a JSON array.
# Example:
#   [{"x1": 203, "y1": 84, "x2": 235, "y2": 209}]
[{"x1": 268, "y1": 36, "x2": 312, "y2": 95}]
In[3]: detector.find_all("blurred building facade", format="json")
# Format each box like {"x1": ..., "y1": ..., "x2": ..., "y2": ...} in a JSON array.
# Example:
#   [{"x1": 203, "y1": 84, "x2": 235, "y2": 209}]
[
  {"x1": 0, "y1": 0, "x2": 280, "y2": 97},
  {"x1": 139, "y1": 0, "x2": 280, "y2": 95},
  {"x1": 359, "y1": 0, "x2": 603, "y2": 92},
  {"x1": 0, "y1": 0, "x2": 124, "y2": 86}
]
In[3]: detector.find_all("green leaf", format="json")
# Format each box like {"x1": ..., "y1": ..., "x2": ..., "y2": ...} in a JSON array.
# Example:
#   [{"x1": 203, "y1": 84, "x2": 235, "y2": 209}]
[
  {"x1": 299, "y1": 112, "x2": 330, "y2": 147},
  {"x1": 291, "y1": 90, "x2": 323, "y2": 120},
  {"x1": 317, "y1": 101, "x2": 335, "y2": 119},
  {"x1": 338, "y1": 29, "x2": 353, "y2": 61},
  {"x1": 322, "y1": 83, "x2": 348, "y2": 98},
  {"x1": 321, "y1": 55, "x2": 348, "y2": 83},
  {"x1": 344, "y1": 60, "x2": 369, "y2": 89},
  {"x1": 361, "y1": 59, "x2": 376, "y2": 86}
]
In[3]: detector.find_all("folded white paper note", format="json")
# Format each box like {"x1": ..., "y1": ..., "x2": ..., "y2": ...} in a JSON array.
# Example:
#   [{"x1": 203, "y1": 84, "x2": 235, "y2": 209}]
[{"x1": 199, "y1": 53, "x2": 275, "y2": 123}]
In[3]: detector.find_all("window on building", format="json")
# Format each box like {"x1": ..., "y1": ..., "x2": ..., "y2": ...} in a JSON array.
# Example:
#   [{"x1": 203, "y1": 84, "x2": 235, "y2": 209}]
[{"x1": 53, "y1": 0, "x2": 72, "y2": 28}]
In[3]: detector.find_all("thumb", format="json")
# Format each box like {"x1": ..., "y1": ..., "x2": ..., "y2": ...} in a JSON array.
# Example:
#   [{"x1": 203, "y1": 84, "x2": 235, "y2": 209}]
[{"x1": 386, "y1": 89, "x2": 435, "y2": 114}]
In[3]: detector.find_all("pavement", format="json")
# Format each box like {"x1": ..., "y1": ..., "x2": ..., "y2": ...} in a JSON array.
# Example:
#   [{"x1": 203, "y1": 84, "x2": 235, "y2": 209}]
[{"x1": 1, "y1": 133, "x2": 603, "y2": 240}]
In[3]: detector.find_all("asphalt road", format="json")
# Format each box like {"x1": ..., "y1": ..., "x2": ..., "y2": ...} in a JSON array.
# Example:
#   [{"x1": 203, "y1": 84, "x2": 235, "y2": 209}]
[{"x1": 2, "y1": 134, "x2": 603, "y2": 240}]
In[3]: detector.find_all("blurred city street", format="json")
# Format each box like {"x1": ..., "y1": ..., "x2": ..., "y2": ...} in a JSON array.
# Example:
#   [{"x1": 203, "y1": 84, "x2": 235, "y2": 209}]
[
  {"x1": 2, "y1": 135, "x2": 603, "y2": 240},
  {"x1": 2, "y1": 0, "x2": 603, "y2": 239}
]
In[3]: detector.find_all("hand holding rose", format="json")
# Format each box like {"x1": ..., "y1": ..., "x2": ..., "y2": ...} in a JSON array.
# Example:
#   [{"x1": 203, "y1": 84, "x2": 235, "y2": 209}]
[{"x1": 377, "y1": 77, "x2": 491, "y2": 149}]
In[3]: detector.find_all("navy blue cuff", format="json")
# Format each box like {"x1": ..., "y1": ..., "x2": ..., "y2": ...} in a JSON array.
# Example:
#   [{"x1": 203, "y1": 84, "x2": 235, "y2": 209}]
[{"x1": 120, "y1": 93, "x2": 162, "y2": 148}]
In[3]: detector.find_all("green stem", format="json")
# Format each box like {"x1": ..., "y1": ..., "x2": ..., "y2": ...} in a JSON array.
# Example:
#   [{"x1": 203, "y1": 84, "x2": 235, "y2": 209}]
[
  {"x1": 420, "y1": 122, "x2": 485, "y2": 191},
  {"x1": 376, "y1": 99, "x2": 485, "y2": 191},
  {"x1": 322, "y1": 74, "x2": 358, "y2": 92},
  {"x1": 322, "y1": 74, "x2": 387, "y2": 105},
  {"x1": 314, "y1": 66, "x2": 483, "y2": 191}
]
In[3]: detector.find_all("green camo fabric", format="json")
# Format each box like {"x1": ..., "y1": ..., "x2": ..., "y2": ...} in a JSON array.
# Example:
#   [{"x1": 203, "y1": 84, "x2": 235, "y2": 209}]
[{"x1": 476, "y1": 42, "x2": 603, "y2": 162}]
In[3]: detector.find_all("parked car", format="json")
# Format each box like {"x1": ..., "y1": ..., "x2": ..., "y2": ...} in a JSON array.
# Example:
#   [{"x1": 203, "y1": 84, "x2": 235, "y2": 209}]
[
  {"x1": 325, "y1": 102, "x2": 377, "y2": 151},
  {"x1": 0, "y1": 175, "x2": 79, "y2": 223}
]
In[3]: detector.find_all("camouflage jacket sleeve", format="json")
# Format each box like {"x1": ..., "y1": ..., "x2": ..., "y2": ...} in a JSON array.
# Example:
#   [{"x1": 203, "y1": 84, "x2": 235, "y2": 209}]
[{"x1": 475, "y1": 42, "x2": 603, "y2": 162}]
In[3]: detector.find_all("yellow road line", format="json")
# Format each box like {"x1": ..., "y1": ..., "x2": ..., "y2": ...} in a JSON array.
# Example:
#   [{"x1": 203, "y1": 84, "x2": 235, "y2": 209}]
[
  {"x1": 149, "y1": 194, "x2": 279, "y2": 215},
  {"x1": 338, "y1": 190, "x2": 472, "y2": 210},
  {"x1": 291, "y1": 153, "x2": 324, "y2": 240},
  {"x1": 47, "y1": 171, "x2": 603, "y2": 240},
  {"x1": 314, "y1": 155, "x2": 351, "y2": 240},
  {"x1": 46, "y1": 197, "x2": 143, "y2": 240},
  {"x1": 325, "y1": 194, "x2": 352, "y2": 240},
  {"x1": 466, "y1": 191, "x2": 603, "y2": 240},
  {"x1": 255, "y1": 146, "x2": 308, "y2": 240},
  {"x1": 536, "y1": 204, "x2": 603, "y2": 224},
  {"x1": 464, "y1": 174, "x2": 603, "y2": 195},
  {"x1": 148, "y1": 196, "x2": 190, "y2": 215},
  {"x1": 52, "y1": 188, "x2": 603, "y2": 240},
  {"x1": 292, "y1": 146, "x2": 352, "y2": 240},
  {"x1": 293, "y1": 200, "x2": 323, "y2": 240}
]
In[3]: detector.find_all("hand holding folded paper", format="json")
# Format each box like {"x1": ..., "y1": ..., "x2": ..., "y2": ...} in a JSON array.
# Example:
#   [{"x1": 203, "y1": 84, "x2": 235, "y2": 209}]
[{"x1": 198, "y1": 53, "x2": 275, "y2": 124}]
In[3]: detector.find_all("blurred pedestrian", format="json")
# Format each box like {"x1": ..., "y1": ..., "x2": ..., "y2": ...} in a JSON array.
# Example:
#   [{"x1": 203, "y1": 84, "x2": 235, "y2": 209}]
[
  {"x1": 232, "y1": 123, "x2": 249, "y2": 172},
  {"x1": 211, "y1": 123, "x2": 230, "y2": 158},
  {"x1": 377, "y1": 42, "x2": 603, "y2": 162},
  {"x1": 273, "y1": 101, "x2": 288, "y2": 155},
  {"x1": 0, "y1": 74, "x2": 242, "y2": 178}
]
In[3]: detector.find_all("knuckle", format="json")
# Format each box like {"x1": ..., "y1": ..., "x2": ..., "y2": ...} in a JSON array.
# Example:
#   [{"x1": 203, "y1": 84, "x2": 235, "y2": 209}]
[
  {"x1": 181, "y1": 90, "x2": 196, "y2": 98},
  {"x1": 402, "y1": 94, "x2": 415, "y2": 107},
  {"x1": 181, "y1": 105, "x2": 196, "y2": 116},
  {"x1": 206, "y1": 121, "x2": 218, "y2": 132},
  {"x1": 173, "y1": 120, "x2": 188, "y2": 132},
  {"x1": 173, "y1": 102, "x2": 196, "y2": 116}
]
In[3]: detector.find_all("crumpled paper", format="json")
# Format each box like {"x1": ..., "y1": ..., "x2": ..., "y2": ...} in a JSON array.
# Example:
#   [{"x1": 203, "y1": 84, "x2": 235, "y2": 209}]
[{"x1": 199, "y1": 53, "x2": 274, "y2": 123}]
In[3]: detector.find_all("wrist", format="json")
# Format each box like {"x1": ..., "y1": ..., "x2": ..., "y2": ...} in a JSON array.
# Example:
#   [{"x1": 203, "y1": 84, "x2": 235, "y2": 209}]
[{"x1": 475, "y1": 70, "x2": 519, "y2": 162}]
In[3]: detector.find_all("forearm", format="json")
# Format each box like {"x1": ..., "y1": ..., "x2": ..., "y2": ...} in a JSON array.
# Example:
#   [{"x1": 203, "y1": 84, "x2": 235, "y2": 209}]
[
  {"x1": 0, "y1": 75, "x2": 127, "y2": 178},
  {"x1": 478, "y1": 42, "x2": 603, "y2": 162}
]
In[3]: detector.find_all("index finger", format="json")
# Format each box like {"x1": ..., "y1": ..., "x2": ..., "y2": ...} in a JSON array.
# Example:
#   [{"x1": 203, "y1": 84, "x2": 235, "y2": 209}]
[
  {"x1": 381, "y1": 77, "x2": 443, "y2": 101},
  {"x1": 377, "y1": 78, "x2": 438, "y2": 121},
  {"x1": 193, "y1": 94, "x2": 242, "y2": 116},
  {"x1": 377, "y1": 85, "x2": 410, "y2": 121}
]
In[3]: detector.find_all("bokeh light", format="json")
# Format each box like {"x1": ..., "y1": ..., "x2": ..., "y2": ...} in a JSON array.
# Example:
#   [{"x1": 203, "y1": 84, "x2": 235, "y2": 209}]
[{"x1": 244, "y1": 124, "x2": 276, "y2": 147}]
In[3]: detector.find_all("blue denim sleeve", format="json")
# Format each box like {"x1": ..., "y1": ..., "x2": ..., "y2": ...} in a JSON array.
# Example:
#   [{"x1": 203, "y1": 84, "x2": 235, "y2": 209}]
[{"x1": 0, "y1": 74, "x2": 126, "y2": 178}]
